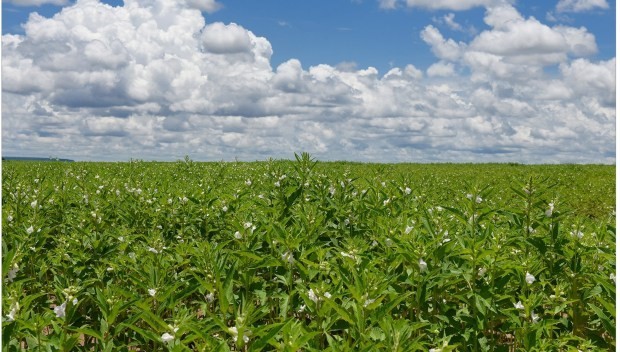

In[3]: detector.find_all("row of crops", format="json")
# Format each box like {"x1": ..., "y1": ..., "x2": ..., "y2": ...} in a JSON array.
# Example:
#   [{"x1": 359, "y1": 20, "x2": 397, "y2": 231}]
[{"x1": 2, "y1": 154, "x2": 615, "y2": 351}]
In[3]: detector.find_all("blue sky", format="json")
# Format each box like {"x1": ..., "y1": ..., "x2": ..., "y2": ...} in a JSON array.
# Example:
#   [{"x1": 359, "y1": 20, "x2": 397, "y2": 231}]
[
  {"x1": 1, "y1": 0, "x2": 616, "y2": 162},
  {"x1": 4, "y1": 0, "x2": 615, "y2": 72}
]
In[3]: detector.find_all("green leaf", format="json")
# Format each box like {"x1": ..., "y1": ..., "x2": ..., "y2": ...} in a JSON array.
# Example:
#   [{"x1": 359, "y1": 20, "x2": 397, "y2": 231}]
[
  {"x1": 322, "y1": 298, "x2": 355, "y2": 325},
  {"x1": 588, "y1": 303, "x2": 615, "y2": 336},
  {"x1": 251, "y1": 322, "x2": 287, "y2": 351},
  {"x1": 369, "y1": 327, "x2": 386, "y2": 342}
]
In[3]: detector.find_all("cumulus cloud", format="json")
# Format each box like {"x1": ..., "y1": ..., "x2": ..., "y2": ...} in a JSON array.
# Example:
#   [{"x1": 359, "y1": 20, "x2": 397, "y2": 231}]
[
  {"x1": 428, "y1": 3, "x2": 601, "y2": 83},
  {"x1": 469, "y1": 14, "x2": 597, "y2": 65},
  {"x1": 201, "y1": 22, "x2": 253, "y2": 54},
  {"x1": 1, "y1": 0, "x2": 615, "y2": 163},
  {"x1": 378, "y1": 0, "x2": 398, "y2": 10},
  {"x1": 405, "y1": 0, "x2": 500, "y2": 10},
  {"x1": 556, "y1": 0, "x2": 609, "y2": 12},
  {"x1": 560, "y1": 58, "x2": 616, "y2": 105},
  {"x1": 420, "y1": 25, "x2": 464, "y2": 61},
  {"x1": 442, "y1": 13, "x2": 462, "y2": 31},
  {"x1": 186, "y1": 0, "x2": 223, "y2": 13},
  {"x1": 5, "y1": 0, "x2": 69, "y2": 6},
  {"x1": 426, "y1": 61, "x2": 455, "y2": 77}
]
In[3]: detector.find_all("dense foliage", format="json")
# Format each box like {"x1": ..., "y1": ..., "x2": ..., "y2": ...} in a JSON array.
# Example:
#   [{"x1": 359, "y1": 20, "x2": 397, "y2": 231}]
[{"x1": 2, "y1": 154, "x2": 615, "y2": 351}]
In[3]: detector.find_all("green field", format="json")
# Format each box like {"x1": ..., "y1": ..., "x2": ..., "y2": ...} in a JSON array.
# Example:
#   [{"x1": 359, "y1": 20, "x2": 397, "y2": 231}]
[{"x1": 2, "y1": 155, "x2": 616, "y2": 351}]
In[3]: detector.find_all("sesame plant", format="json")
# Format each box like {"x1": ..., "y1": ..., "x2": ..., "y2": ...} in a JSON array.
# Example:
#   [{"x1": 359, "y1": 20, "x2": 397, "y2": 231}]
[{"x1": 2, "y1": 154, "x2": 615, "y2": 351}]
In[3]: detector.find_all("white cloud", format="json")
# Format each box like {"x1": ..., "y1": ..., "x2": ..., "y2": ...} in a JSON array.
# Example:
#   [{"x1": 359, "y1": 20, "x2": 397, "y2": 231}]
[
  {"x1": 201, "y1": 22, "x2": 253, "y2": 54},
  {"x1": 560, "y1": 58, "x2": 616, "y2": 105},
  {"x1": 1, "y1": 0, "x2": 615, "y2": 163},
  {"x1": 483, "y1": 3, "x2": 523, "y2": 28},
  {"x1": 468, "y1": 5, "x2": 597, "y2": 66},
  {"x1": 186, "y1": 0, "x2": 223, "y2": 13},
  {"x1": 273, "y1": 59, "x2": 307, "y2": 93},
  {"x1": 442, "y1": 13, "x2": 463, "y2": 31},
  {"x1": 427, "y1": 61, "x2": 455, "y2": 77},
  {"x1": 378, "y1": 0, "x2": 398, "y2": 9},
  {"x1": 556, "y1": 0, "x2": 609, "y2": 12},
  {"x1": 405, "y1": 0, "x2": 499, "y2": 10},
  {"x1": 420, "y1": 25, "x2": 464, "y2": 61},
  {"x1": 5, "y1": 0, "x2": 68, "y2": 6}
]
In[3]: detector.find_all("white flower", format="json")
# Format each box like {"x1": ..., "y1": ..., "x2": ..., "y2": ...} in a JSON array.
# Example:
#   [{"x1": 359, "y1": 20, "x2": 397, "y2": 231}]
[
  {"x1": 340, "y1": 251, "x2": 356, "y2": 260},
  {"x1": 30, "y1": 200, "x2": 37, "y2": 208},
  {"x1": 383, "y1": 198, "x2": 390, "y2": 206},
  {"x1": 281, "y1": 251, "x2": 294, "y2": 264},
  {"x1": 54, "y1": 302, "x2": 66, "y2": 318},
  {"x1": 234, "y1": 231, "x2": 242, "y2": 240},
  {"x1": 206, "y1": 292, "x2": 215, "y2": 303},
  {"x1": 419, "y1": 259, "x2": 428, "y2": 272},
  {"x1": 222, "y1": 205, "x2": 228, "y2": 212},
  {"x1": 228, "y1": 326, "x2": 251, "y2": 343},
  {"x1": 26, "y1": 226, "x2": 34, "y2": 235},
  {"x1": 404, "y1": 225, "x2": 413, "y2": 234},
  {"x1": 6, "y1": 302, "x2": 18, "y2": 322},
  {"x1": 245, "y1": 179, "x2": 252, "y2": 186},
  {"x1": 148, "y1": 247, "x2": 159, "y2": 254},
  {"x1": 274, "y1": 181, "x2": 280, "y2": 187},
  {"x1": 610, "y1": 273, "x2": 616, "y2": 284},
  {"x1": 571, "y1": 230, "x2": 584, "y2": 239},
  {"x1": 7, "y1": 215, "x2": 13, "y2": 222},
  {"x1": 525, "y1": 272, "x2": 536, "y2": 285},
  {"x1": 513, "y1": 301, "x2": 524, "y2": 310},
  {"x1": 161, "y1": 332, "x2": 174, "y2": 343},
  {"x1": 385, "y1": 238, "x2": 393, "y2": 246},
  {"x1": 298, "y1": 304, "x2": 306, "y2": 312},
  {"x1": 308, "y1": 289, "x2": 319, "y2": 303},
  {"x1": 323, "y1": 292, "x2": 332, "y2": 299},
  {"x1": 476, "y1": 196, "x2": 482, "y2": 203},
  {"x1": 531, "y1": 311, "x2": 539, "y2": 323},
  {"x1": 404, "y1": 187, "x2": 411, "y2": 195},
  {"x1": 363, "y1": 297, "x2": 376, "y2": 307},
  {"x1": 466, "y1": 193, "x2": 473, "y2": 200},
  {"x1": 128, "y1": 252, "x2": 136, "y2": 260},
  {"x1": 243, "y1": 222, "x2": 253, "y2": 229},
  {"x1": 7, "y1": 263, "x2": 19, "y2": 282},
  {"x1": 329, "y1": 185, "x2": 336, "y2": 196},
  {"x1": 148, "y1": 288, "x2": 157, "y2": 297},
  {"x1": 72, "y1": 298, "x2": 78, "y2": 305},
  {"x1": 477, "y1": 267, "x2": 487, "y2": 278},
  {"x1": 545, "y1": 202, "x2": 554, "y2": 217}
]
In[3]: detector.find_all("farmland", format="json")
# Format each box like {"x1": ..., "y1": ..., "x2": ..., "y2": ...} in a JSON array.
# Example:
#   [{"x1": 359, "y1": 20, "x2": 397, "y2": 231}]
[{"x1": 2, "y1": 154, "x2": 615, "y2": 351}]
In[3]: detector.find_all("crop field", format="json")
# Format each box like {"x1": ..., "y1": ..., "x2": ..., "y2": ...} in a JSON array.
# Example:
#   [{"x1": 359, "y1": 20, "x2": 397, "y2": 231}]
[{"x1": 2, "y1": 154, "x2": 616, "y2": 351}]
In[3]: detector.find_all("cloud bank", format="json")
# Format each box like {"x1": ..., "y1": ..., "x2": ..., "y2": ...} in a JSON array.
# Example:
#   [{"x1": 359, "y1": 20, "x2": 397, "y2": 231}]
[{"x1": 1, "y1": 0, "x2": 615, "y2": 162}]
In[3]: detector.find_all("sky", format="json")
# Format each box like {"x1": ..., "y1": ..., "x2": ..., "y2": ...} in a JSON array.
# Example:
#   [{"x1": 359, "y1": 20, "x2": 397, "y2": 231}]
[{"x1": 1, "y1": 0, "x2": 616, "y2": 163}]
